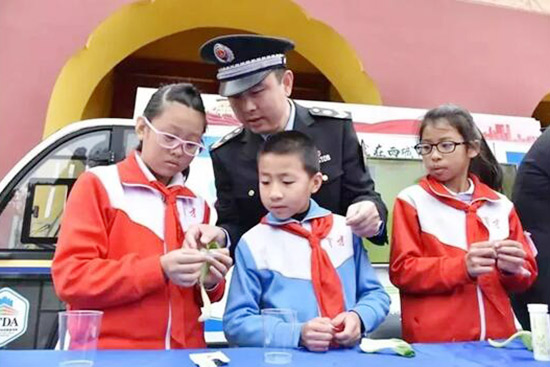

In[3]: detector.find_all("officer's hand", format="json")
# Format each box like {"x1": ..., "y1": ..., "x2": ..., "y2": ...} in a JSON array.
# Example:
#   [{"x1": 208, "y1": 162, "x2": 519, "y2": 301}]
[
  {"x1": 183, "y1": 224, "x2": 227, "y2": 249},
  {"x1": 331, "y1": 312, "x2": 362, "y2": 347},
  {"x1": 345, "y1": 201, "x2": 381, "y2": 238},
  {"x1": 465, "y1": 241, "x2": 496, "y2": 278},
  {"x1": 202, "y1": 248, "x2": 233, "y2": 289},
  {"x1": 300, "y1": 317, "x2": 335, "y2": 352},
  {"x1": 160, "y1": 248, "x2": 206, "y2": 287}
]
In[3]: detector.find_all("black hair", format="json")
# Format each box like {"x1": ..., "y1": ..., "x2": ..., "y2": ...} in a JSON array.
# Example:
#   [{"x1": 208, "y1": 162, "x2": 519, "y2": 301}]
[
  {"x1": 137, "y1": 83, "x2": 207, "y2": 151},
  {"x1": 272, "y1": 67, "x2": 287, "y2": 83},
  {"x1": 419, "y1": 104, "x2": 503, "y2": 191},
  {"x1": 259, "y1": 131, "x2": 320, "y2": 176}
]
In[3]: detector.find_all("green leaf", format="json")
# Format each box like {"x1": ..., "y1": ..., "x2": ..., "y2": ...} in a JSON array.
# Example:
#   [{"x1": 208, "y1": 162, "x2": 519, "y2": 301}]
[
  {"x1": 207, "y1": 241, "x2": 221, "y2": 250},
  {"x1": 360, "y1": 338, "x2": 415, "y2": 358},
  {"x1": 488, "y1": 330, "x2": 532, "y2": 351},
  {"x1": 520, "y1": 332, "x2": 533, "y2": 351},
  {"x1": 200, "y1": 262, "x2": 210, "y2": 282},
  {"x1": 394, "y1": 343, "x2": 416, "y2": 357},
  {"x1": 199, "y1": 241, "x2": 221, "y2": 282},
  {"x1": 197, "y1": 241, "x2": 222, "y2": 322}
]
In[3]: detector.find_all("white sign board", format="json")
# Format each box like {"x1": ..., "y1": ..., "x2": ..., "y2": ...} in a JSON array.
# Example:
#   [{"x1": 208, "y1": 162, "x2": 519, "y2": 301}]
[{"x1": 134, "y1": 88, "x2": 540, "y2": 205}]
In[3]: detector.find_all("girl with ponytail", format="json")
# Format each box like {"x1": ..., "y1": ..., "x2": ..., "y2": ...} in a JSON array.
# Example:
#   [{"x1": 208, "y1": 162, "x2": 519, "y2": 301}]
[{"x1": 389, "y1": 104, "x2": 537, "y2": 343}]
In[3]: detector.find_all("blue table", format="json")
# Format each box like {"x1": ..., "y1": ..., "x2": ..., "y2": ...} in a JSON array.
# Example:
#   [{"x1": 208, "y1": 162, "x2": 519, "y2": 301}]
[{"x1": 0, "y1": 340, "x2": 541, "y2": 367}]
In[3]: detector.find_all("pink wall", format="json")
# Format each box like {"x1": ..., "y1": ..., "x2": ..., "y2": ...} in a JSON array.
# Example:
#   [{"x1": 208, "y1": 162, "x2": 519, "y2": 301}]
[
  {"x1": 1, "y1": 0, "x2": 549, "y2": 179},
  {"x1": 0, "y1": 0, "x2": 132, "y2": 178},
  {"x1": 297, "y1": 0, "x2": 550, "y2": 114}
]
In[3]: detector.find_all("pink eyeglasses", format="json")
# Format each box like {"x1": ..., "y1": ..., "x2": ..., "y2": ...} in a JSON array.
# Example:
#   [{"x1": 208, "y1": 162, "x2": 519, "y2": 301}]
[{"x1": 141, "y1": 116, "x2": 205, "y2": 157}]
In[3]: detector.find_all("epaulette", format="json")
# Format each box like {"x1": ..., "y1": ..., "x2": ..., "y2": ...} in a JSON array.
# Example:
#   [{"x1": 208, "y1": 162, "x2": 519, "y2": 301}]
[
  {"x1": 210, "y1": 126, "x2": 244, "y2": 151},
  {"x1": 308, "y1": 106, "x2": 351, "y2": 120}
]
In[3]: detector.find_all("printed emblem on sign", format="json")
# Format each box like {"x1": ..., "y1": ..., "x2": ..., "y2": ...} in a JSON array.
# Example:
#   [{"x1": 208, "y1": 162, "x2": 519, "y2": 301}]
[
  {"x1": 214, "y1": 43, "x2": 235, "y2": 63},
  {"x1": 0, "y1": 288, "x2": 29, "y2": 347}
]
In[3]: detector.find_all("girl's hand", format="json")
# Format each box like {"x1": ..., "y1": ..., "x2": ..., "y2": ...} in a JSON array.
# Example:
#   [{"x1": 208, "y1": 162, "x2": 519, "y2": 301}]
[
  {"x1": 183, "y1": 224, "x2": 227, "y2": 249},
  {"x1": 160, "y1": 248, "x2": 206, "y2": 287},
  {"x1": 202, "y1": 248, "x2": 233, "y2": 289},
  {"x1": 495, "y1": 240, "x2": 528, "y2": 275},
  {"x1": 300, "y1": 317, "x2": 335, "y2": 352},
  {"x1": 465, "y1": 241, "x2": 497, "y2": 278},
  {"x1": 331, "y1": 312, "x2": 362, "y2": 347}
]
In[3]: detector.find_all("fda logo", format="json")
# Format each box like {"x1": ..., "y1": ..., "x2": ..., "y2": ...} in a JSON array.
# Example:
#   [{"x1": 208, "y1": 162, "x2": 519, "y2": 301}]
[{"x1": 0, "y1": 288, "x2": 29, "y2": 347}]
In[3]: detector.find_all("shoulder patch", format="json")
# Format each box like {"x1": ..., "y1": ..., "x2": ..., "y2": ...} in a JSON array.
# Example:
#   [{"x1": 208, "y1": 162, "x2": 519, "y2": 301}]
[
  {"x1": 308, "y1": 106, "x2": 351, "y2": 120},
  {"x1": 210, "y1": 126, "x2": 244, "y2": 151}
]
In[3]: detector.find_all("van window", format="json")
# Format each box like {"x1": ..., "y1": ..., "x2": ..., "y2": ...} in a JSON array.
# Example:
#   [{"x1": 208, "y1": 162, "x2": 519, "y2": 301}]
[
  {"x1": 123, "y1": 128, "x2": 139, "y2": 157},
  {"x1": 0, "y1": 130, "x2": 110, "y2": 250}
]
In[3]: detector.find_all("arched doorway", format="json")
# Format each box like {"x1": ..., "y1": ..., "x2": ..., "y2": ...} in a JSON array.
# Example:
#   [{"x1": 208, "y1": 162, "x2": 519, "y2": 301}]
[
  {"x1": 45, "y1": 0, "x2": 382, "y2": 137},
  {"x1": 102, "y1": 27, "x2": 343, "y2": 119}
]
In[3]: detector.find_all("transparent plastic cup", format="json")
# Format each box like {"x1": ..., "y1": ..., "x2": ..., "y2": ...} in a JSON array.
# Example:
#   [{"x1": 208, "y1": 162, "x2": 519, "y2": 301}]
[
  {"x1": 528, "y1": 303, "x2": 550, "y2": 361},
  {"x1": 58, "y1": 310, "x2": 103, "y2": 367},
  {"x1": 262, "y1": 308, "x2": 297, "y2": 365}
]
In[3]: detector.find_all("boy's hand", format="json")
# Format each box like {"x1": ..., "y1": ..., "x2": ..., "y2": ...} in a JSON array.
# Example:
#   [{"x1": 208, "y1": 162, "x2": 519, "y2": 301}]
[
  {"x1": 160, "y1": 248, "x2": 206, "y2": 287},
  {"x1": 345, "y1": 200, "x2": 381, "y2": 238},
  {"x1": 202, "y1": 248, "x2": 233, "y2": 289},
  {"x1": 184, "y1": 224, "x2": 227, "y2": 249},
  {"x1": 465, "y1": 241, "x2": 496, "y2": 278},
  {"x1": 495, "y1": 240, "x2": 529, "y2": 276},
  {"x1": 331, "y1": 312, "x2": 362, "y2": 347},
  {"x1": 300, "y1": 317, "x2": 334, "y2": 352}
]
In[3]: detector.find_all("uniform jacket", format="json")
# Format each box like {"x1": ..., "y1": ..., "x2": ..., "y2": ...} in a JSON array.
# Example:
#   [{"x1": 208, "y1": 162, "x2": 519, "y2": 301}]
[
  {"x1": 389, "y1": 175, "x2": 537, "y2": 343},
  {"x1": 210, "y1": 101, "x2": 388, "y2": 254},
  {"x1": 223, "y1": 200, "x2": 390, "y2": 347},
  {"x1": 511, "y1": 128, "x2": 550, "y2": 329},
  {"x1": 52, "y1": 152, "x2": 225, "y2": 349}
]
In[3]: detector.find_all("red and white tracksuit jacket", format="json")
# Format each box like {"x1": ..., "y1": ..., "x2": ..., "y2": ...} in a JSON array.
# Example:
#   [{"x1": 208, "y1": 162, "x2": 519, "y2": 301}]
[
  {"x1": 52, "y1": 152, "x2": 225, "y2": 349},
  {"x1": 390, "y1": 175, "x2": 537, "y2": 343}
]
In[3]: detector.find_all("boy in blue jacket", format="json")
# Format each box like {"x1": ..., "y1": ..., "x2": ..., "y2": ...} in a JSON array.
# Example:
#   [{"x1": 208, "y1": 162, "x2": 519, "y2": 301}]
[{"x1": 223, "y1": 131, "x2": 390, "y2": 351}]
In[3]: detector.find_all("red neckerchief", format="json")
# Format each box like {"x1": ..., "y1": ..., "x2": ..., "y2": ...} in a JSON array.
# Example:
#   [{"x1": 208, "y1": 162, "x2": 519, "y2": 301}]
[
  {"x1": 117, "y1": 152, "x2": 199, "y2": 347},
  {"x1": 118, "y1": 152, "x2": 196, "y2": 250},
  {"x1": 151, "y1": 181, "x2": 193, "y2": 250},
  {"x1": 419, "y1": 174, "x2": 509, "y2": 318},
  {"x1": 419, "y1": 174, "x2": 498, "y2": 246},
  {"x1": 261, "y1": 214, "x2": 345, "y2": 319}
]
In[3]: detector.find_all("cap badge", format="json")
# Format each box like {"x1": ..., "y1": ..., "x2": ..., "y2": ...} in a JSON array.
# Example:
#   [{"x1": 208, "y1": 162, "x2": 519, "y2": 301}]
[{"x1": 214, "y1": 43, "x2": 235, "y2": 63}]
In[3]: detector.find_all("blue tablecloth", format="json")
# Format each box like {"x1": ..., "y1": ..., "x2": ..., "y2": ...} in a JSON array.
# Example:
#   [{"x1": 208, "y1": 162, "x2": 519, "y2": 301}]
[{"x1": 0, "y1": 340, "x2": 542, "y2": 367}]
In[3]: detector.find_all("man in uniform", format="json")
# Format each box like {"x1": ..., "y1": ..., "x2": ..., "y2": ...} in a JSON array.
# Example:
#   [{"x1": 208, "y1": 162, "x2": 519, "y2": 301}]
[{"x1": 199, "y1": 34, "x2": 388, "y2": 254}]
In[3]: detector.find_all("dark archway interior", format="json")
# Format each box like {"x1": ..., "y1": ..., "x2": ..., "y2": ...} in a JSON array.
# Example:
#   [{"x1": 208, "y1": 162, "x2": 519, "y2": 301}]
[{"x1": 103, "y1": 27, "x2": 341, "y2": 119}]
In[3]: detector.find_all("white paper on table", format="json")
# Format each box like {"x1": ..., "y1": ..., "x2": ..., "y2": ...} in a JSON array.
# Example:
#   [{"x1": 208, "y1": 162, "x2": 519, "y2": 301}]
[{"x1": 189, "y1": 351, "x2": 230, "y2": 367}]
